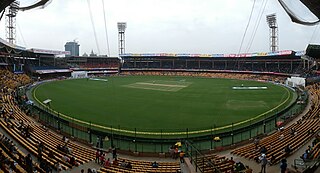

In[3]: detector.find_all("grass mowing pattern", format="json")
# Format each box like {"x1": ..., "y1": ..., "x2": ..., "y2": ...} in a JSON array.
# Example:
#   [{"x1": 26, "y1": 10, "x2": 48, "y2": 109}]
[{"x1": 32, "y1": 76, "x2": 294, "y2": 135}]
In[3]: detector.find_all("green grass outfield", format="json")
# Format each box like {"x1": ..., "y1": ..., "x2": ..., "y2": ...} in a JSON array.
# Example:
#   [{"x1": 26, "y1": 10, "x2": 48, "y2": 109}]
[{"x1": 32, "y1": 76, "x2": 296, "y2": 136}]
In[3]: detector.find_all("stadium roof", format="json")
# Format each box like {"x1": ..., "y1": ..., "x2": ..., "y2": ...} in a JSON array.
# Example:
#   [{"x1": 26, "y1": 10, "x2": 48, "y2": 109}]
[
  {"x1": 0, "y1": 0, "x2": 14, "y2": 14},
  {"x1": 306, "y1": 44, "x2": 320, "y2": 58},
  {"x1": 0, "y1": 37, "x2": 69, "y2": 57},
  {"x1": 301, "y1": 0, "x2": 320, "y2": 20},
  {"x1": 18, "y1": 0, "x2": 52, "y2": 11},
  {"x1": 278, "y1": 0, "x2": 320, "y2": 25}
]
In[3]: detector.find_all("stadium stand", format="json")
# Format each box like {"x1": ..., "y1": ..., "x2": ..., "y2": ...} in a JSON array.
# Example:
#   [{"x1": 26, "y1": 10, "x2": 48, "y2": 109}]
[
  {"x1": 0, "y1": 70, "x2": 97, "y2": 172},
  {"x1": 231, "y1": 83, "x2": 320, "y2": 164},
  {"x1": 0, "y1": 69, "x2": 184, "y2": 173},
  {"x1": 1, "y1": 65, "x2": 320, "y2": 172},
  {"x1": 98, "y1": 157, "x2": 181, "y2": 173}
]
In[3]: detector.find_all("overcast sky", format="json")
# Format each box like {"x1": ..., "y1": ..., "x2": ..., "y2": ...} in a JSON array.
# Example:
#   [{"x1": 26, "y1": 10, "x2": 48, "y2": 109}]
[{"x1": 0, "y1": 0, "x2": 319, "y2": 56}]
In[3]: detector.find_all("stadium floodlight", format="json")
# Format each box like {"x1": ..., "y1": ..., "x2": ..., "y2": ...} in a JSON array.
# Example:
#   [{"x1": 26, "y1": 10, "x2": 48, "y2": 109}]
[
  {"x1": 266, "y1": 14, "x2": 277, "y2": 28},
  {"x1": 266, "y1": 14, "x2": 278, "y2": 52},
  {"x1": 9, "y1": 1, "x2": 19, "y2": 15},
  {"x1": 117, "y1": 22, "x2": 127, "y2": 32},
  {"x1": 117, "y1": 22, "x2": 127, "y2": 55},
  {"x1": 5, "y1": 1, "x2": 20, "y2": 44}
]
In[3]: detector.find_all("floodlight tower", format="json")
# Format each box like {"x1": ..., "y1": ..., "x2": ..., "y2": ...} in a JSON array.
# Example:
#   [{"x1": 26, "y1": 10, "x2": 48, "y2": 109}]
[
  {"x1": 266, "y1": 14, "x2": 278, "y2": 52},
  {"x1": 117, "y1": 22, "x2": 127, "y2": 55},
  {"x1": 5, "y1": 1, "x2": 19, "y2": 44}
]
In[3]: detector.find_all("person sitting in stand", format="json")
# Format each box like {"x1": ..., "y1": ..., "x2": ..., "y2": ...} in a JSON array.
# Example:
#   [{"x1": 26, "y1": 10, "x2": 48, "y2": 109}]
[
  {"x1": 54, "y1": 161, "x2": 62, "y2": 172},
  {"x1": 112, "y1": 158, "x2": 118, "y2": 166},
  {"x1": 260, "y1": 146, "x2": 267, "y2": 154},
  {"x1": 120, "y1": 161, "x2": 128, "y2": 168},
  {"x1": 301, "y1": 150, "x2": 309, "y2": 161},
  {"x1": 284, "y1": 145, "x2": 292, "y2": 157},
  {"x1": 228, "y1": 157, "x2": 235, "y2": 165},
  {"x1": 104, "y1": 158, "x2": 111, "y2": 167},
  {"x1": 61, "y1": 155, "x2": 70, "y2": 163},
  {"x1": 126, "y1": 162, "x2": 132, "y2": 169},
  {"x1": 269, "y1": 154, "x2": 276, "y2": 165},
  {"x1": 152, "y1": 161, "x2": 159, "y2": 168},
  {"x1": 235, "y1": 161, "x2": 246, "y2": 172},
  {"x1": 48, "y1": 150, "x2": 54, "y2": 159},
  {"x1": 69, "y1": 156, "x2": 76, "y2": 166}
]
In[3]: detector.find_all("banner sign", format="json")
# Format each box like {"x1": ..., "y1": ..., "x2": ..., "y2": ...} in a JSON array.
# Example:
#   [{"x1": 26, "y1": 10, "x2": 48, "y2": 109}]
[
  {"x1": 120, "y1": 50, "x2": 299, "y2": 58},
  {"x1": 30, "y1": 48, "x2": 70, "y2": 55}
]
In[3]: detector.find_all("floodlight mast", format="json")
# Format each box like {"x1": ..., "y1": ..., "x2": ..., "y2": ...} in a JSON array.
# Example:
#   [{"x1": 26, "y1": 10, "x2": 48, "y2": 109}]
[
  {"x1": 266, "y1": 14, "x2": 278, "y2": 52},
  {"x1": 5, "y1": 1, "x2": 19, "y2": 44},
  {"x1": 117, "y1": 22, "x2": 127, "y2": 55}
]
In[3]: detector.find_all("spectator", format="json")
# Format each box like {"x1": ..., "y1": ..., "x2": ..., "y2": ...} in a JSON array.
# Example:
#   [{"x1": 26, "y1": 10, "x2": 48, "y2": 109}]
[
  {"x1": 25, "y1": 154, "x2": 33, "y2": 173},
  {"x1": 95, "y1": 150, "x2": 100, "y2": 163},
  {"x1": 112, "y1": 158, "x2": 118, "y2": 166},
  {"x1": 62, "y1": 155, "x2": 69, "y2": 163},
  {"x1": 169, "y1": 146, "x2": 175, "y2": 159},
  {"x1": 9, "y1": 161, "x2": 17, "y2": 173},
  {"x1": 112, "y1": 146, "x2": 117, "y2": 159},
  {"x1": 48, "y1": 150, "x2": 54, "y2": 159},
  {"x1": 126, "y1": 162, "x2": 132, "y2": 169},
  {"x1": 301, "y1": 150, "x2": 309, "y2": 161},
  {"x1": 179, "y1": 151, "x2": 185, "y2": 163},
  {"x1": 99, "y1": 153, "x2": 105, "y2": 165},
  {"x1": 9, "y1": 141, "x2": 17, "y2": 154},
  {"x1": 152, "y1": 161, "x2": 159, "y2": 168},
  {"x1": 254, "y1": 137, "x2": 260, "y2": 148},
  {"x1": 279, "y1": 134, "x2": 284, "y2": 140},
  {"x1": 268, "y1": 144, "x2": 273, "y2": 152},
  {"x1": 280, "y1": 159, "x2": 287, "y2": 173},
  {"x1": 254, "y1": 156, "x2": 260, "y2": 163},
  {"x1": 228, "y1": 157, "x2": 235, "y2": 165},
  {"x1": 69, "y1": 156, "x2": 76, "y2": 166},
  {"x1": 284, "y1": 145, "x2": 291, "y2": 156},
  {"x1": 260, "y1": 146, "x2": 267, "y2": 154},
  {"x1": 37, "y1": 149, "x2": 43, "y2": 162},
  {"x1": 62, "y1": 136, "x2": 68, "y2": 143},
  {"x1": 120, "y1": 161, "x2": 128, "y2": 168},
  {"x1": 259, "y1": 154, "x2": 268, "y2": 173},
  {"x1": 290, "y1": 127, "x2": 296, "y2": 136},
  {"x1": 269, "y1": 154, "x2": 276, "y2": 165},
  {"x1": 54, "y1": 162, "x2": 62, "y2": 172},
  {"x1": 235, "y1": 161, "x2": 245, "y2": 172},
  {"x1": 38, "y1": 142, "x2": 45, "y2": 153},
  {"x1": 40, "y1": 160, "x2": 46, "y2": 171},
  {"x1": 174, "y1": 147, "x2": 179, "y2": 159},
  {"x1": 104, "y1": 158, "x2": 111, "y2": 167}
]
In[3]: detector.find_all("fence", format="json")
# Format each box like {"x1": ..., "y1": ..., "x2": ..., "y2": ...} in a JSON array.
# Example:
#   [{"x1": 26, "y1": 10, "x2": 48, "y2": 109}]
[{"x1": 185, "y1": 140, "x2": 221, "y2": 173}]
